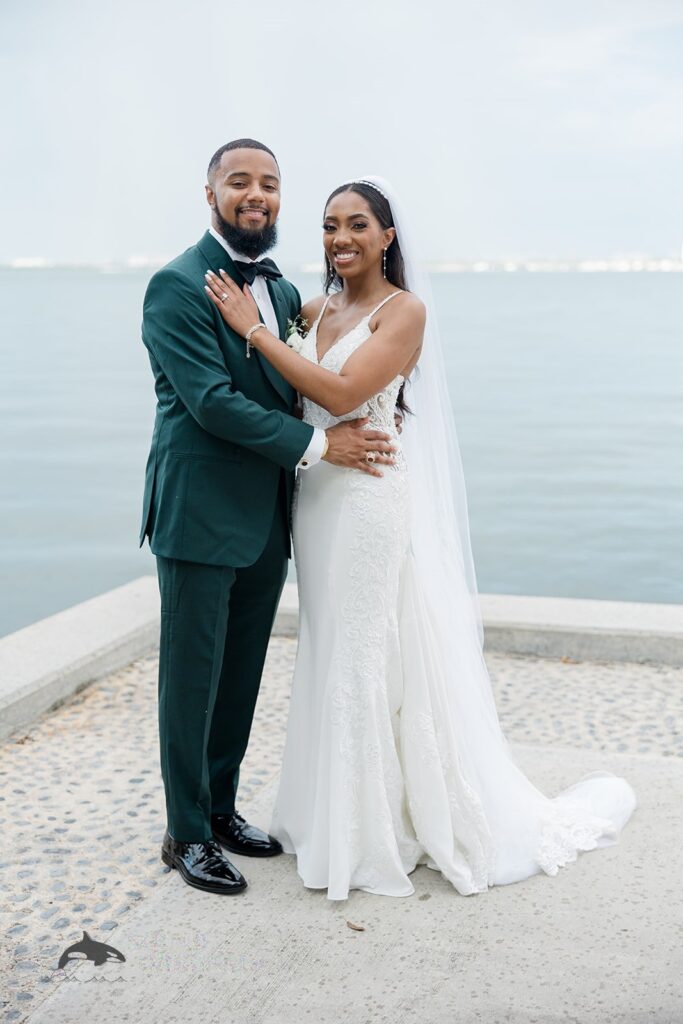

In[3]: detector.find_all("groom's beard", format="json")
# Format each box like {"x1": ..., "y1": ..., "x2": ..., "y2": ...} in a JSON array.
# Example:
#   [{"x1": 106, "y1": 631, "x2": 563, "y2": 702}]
[{"x1": 214, "y1": 211, "x2": 278, "y2": 260}]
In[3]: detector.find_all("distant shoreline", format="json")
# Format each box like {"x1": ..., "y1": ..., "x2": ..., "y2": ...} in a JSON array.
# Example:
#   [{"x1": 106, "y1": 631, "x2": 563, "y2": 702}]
[{"x1": 2, "y1": 258, "x2": 683, "y2": 274}]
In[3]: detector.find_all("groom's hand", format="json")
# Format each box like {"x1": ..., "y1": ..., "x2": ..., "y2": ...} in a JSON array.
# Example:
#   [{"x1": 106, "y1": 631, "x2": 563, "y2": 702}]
[{"x1": 323, "y1": 418, "x2": 396, "y2": 478}]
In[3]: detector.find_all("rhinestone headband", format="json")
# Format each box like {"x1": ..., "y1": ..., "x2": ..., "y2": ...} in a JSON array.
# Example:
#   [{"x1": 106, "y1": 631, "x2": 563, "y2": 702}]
[{"x1": 348, "y1": 178, "x2": 389, "y2": 200}]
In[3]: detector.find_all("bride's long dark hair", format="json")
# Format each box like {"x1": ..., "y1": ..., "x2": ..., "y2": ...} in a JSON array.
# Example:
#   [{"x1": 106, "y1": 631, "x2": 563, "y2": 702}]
[{"x1": 322, "y1": 181, "x2": 411, "y2": 414}]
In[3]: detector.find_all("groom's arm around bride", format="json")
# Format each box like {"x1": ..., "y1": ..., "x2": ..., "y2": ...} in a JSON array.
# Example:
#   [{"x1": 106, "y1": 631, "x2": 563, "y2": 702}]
[
  {"x1": 139, "y1": 246, "x2": 311, "y2": 567},
  {"x1": 139, "y1": 235, "x2": 394, "y2": 567}
]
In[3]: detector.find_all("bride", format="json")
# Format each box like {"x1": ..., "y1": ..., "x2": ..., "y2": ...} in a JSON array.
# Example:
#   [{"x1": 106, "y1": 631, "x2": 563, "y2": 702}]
[{"x1": 205, "y1": 175, "x2": 637, "y2": 900}]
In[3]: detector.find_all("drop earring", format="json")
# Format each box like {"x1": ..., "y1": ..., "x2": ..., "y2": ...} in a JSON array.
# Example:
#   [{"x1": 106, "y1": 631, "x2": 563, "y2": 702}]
[{"x1": 383, "y1": 248, "x2": 387, "y2": 278}]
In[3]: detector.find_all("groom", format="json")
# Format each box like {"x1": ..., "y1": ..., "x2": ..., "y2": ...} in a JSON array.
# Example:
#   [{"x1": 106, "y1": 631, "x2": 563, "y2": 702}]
[{"x1": 139, "y1": 138, "x2": 396, "y2": 895}]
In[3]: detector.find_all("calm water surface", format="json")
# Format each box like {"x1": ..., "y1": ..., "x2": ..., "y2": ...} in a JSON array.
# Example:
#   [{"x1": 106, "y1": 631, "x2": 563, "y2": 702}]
[{"x1": 1, "y1": 268, "x2": 681, "y2": 637}]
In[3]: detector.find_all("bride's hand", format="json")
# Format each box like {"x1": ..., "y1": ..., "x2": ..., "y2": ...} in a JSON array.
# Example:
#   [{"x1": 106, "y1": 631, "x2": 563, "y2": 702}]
[{"x1": 204, "y1": 269, "x2": 261, "y2": 340}]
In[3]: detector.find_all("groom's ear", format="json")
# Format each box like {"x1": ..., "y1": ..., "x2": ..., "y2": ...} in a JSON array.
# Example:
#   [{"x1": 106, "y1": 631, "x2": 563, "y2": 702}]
[{"x1": 205, "y1": 183, "x2": 216, "y2": 209}]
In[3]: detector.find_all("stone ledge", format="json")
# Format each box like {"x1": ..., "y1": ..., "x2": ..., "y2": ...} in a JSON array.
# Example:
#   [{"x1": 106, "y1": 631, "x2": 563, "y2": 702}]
[
  {"x1": 478, "y1": 591, "x2": 683, "y2": 665},
  {"x1": 0, "y1": 577, "x2": 159, "y2": 743},
  {"x1": 2, "y1": 575, "x2": 681, "y2": 744},
  {"x1": 276, "y1": 582, "x2": 683, "y2": 665}
]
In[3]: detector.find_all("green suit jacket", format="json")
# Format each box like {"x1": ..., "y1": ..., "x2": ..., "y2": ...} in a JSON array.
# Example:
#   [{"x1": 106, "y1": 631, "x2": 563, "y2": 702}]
[{"x1": 139, "y1": 230, "x2": 314, "y2": 567}]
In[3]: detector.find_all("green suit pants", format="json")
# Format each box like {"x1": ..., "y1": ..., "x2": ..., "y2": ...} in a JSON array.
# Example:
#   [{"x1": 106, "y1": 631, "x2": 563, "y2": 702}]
[{"x1": 155, "y1": 471, "x2": 289, "y2": 840}]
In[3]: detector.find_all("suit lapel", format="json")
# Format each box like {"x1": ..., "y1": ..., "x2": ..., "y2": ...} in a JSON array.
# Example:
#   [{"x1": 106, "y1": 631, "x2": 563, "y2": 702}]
[
  {"x1": 196, "y1": 231, "x2": 293, "y2": 406},
  {"x1": 197, "y1": 230, "x2": 239, "y2": 279},
  {"x1": 253, "y1": 277, "x2": 291, "y2": 405},
  {"x1": 266, "y1": 277, "x2": 287, "y2": 339}
]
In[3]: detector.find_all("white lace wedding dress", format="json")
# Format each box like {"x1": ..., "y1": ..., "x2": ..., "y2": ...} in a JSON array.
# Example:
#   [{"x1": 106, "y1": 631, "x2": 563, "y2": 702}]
[{"x1": 269, "y1": 291, "x2": 637, "y2": 900}]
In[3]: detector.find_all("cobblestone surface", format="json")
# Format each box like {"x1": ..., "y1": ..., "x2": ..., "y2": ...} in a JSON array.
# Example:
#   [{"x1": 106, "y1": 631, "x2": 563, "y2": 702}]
[{"x1": 1, "y1": 639, "x2": 681, "y2": 1022}]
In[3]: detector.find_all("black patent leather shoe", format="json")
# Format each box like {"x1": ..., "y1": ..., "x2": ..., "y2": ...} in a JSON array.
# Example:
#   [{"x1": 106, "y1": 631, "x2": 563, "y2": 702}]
[
  {"x1": 161, "y1": 830, "x2": 248, "y2": 894},
  {"x1": 211, "y1": 810, "x2": 283, "y2": 858}
]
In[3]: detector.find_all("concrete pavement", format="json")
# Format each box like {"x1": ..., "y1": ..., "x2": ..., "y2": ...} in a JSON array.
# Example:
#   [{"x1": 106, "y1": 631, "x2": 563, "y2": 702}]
[
  {"x1": 1, "y1": 639, "x2": 681, "y2": 1022},
  {"x1": 20, "y1": 748, "x2": 683, "y2": 1024}
]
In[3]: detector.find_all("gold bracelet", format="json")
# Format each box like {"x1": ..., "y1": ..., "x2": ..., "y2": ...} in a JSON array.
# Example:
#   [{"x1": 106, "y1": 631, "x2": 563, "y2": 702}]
[{"x1": 322, "y1": 434, "x2": 329, "y2": 459}]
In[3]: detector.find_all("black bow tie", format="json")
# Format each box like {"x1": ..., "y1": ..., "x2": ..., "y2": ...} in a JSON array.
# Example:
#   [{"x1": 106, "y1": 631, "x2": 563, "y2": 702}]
[{"x1": 233, "y1": 257, "x2": 282, "y2": 285}]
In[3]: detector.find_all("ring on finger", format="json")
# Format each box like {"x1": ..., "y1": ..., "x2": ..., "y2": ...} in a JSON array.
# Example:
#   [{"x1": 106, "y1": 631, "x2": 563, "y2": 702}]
[
  {"x1": 220, "y1": 292, "x2": 229, "y2": 302},
  {"x1": 365, "y1": 451, "x2": 377, "y2": 464}
]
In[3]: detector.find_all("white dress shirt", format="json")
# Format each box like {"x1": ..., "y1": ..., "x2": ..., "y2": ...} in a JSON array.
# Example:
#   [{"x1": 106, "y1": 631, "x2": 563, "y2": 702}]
[{"x1": 208, "y1": 226, "x2": 326, "y2": 470}]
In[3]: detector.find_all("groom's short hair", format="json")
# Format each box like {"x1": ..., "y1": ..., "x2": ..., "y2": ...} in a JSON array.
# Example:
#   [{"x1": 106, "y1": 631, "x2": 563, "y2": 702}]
[{"x1": 207, "y1": 139, "x2": 280, "y2": 184}]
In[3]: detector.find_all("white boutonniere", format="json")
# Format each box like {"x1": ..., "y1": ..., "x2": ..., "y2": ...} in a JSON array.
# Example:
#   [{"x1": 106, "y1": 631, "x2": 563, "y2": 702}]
[{"x1": 285, "y1": 315, "x2": 309, "y2": 354}]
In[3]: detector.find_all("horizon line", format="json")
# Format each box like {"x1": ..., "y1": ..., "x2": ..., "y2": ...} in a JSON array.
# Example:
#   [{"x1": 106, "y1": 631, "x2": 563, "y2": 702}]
[{"x1": 2, "y1": 255, "x2": 683, "y2": 274}]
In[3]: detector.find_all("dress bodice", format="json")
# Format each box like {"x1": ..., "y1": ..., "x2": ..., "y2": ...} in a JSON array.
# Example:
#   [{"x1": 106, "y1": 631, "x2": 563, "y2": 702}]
[{"x1": 298, "y1": 292, "x2": 406, "y2": 463}]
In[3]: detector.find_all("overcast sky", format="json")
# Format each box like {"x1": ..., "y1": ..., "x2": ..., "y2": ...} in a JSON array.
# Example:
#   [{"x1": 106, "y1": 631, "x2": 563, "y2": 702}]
[{"x1": 2, "y1": 0, "x2": 682, "y2": 263}]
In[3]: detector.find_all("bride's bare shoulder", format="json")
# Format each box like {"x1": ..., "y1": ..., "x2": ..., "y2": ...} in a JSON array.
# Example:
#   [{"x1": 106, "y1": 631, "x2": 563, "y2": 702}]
[
  {"x1": 390, "y1": 290, "x2": 426, "y2": 320},
  {"x1": 300, "y1": 294, "x2": 328, "y2": 329},
  {"x1": 371, "y1": 290, "x2": 426, "y2": 331}
]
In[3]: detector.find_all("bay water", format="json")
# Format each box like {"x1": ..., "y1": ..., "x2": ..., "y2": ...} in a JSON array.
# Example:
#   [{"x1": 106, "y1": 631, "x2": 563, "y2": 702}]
[{"x1": 1, "y1": 267, "x2": 680, "y2": 638}]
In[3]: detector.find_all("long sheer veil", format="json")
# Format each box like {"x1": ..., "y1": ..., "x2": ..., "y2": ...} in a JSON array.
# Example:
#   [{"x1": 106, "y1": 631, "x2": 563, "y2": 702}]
[{"x1": 359, "y1": 175, "x2": 485, "y2": 649}]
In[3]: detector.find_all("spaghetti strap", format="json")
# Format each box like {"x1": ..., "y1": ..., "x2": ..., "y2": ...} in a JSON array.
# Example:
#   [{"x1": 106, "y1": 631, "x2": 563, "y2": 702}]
[
  {"x1": 367, "y1": 290, "x2": 403, "y2": 320},
  {"x1": 312, "y1": 294, "x2": 333, "y2": 332}
]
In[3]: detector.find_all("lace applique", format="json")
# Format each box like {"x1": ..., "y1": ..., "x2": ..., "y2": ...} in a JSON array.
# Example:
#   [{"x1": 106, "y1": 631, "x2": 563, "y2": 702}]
[
  {"x1": 299, "y1": 318, "x2": 407, "y2": 471},
  {"x1": 536, "y1": 803, "x2": 616, "y2": 876}
]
